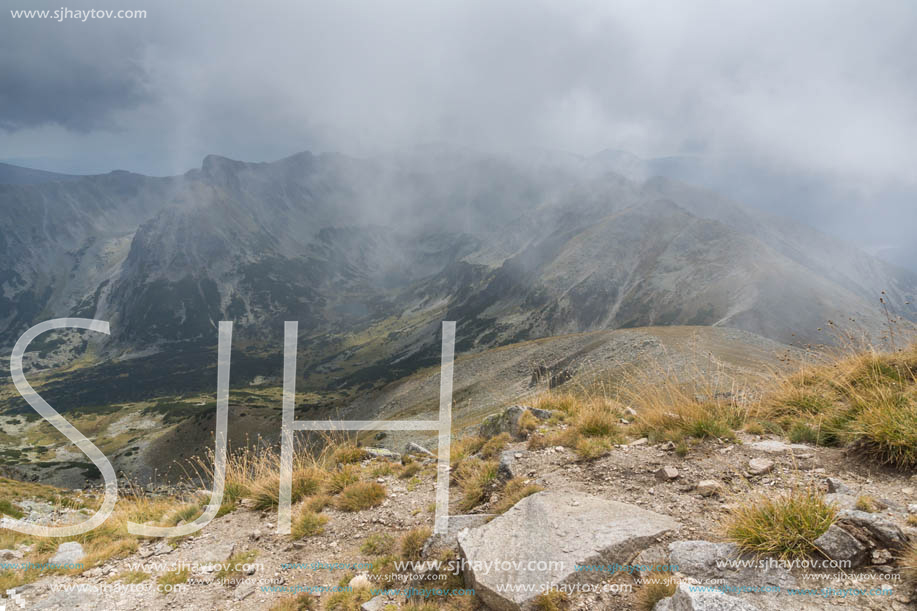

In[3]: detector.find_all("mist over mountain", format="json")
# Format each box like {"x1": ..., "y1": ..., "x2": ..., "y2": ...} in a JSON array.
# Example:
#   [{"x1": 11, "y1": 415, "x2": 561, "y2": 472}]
[{"x1": 1, "y1": 149, "x2": 914, "y2": 405}]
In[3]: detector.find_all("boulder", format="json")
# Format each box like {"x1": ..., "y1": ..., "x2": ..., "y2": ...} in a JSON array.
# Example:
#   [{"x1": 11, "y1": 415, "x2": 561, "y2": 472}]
[
  {"x1": 50, "y1": 541, "x2": 84, "y2": 565},
  {"x1": 813, "y1": 525, "x2": 867, "y2": 567},
  {"x1": 836, "y1": 509, "x2": 909, "y2": 549},
  {"x1": 654, "y1": 583, "x2": 761, "y2": 611},
  {"x1": 668, "y1": 541, "x2": 796, "y2": 590},
  {"x1": 479, "y1": 405, "x2": 553, "y2": 440},
  {"x1": 457, "y1": 491, "x2": 680, "y2": 611}
]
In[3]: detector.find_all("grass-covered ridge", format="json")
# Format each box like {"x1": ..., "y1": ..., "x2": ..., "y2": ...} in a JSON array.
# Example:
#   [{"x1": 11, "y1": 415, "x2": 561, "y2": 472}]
[{"x1": 760, "y1": 341, "x2": 917, "y2": 468}]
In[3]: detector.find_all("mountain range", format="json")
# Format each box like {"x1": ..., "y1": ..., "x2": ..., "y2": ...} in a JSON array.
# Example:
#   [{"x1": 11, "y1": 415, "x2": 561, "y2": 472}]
[{"x1": 0, "y1": 147, "x2": 915, "y2": 418}]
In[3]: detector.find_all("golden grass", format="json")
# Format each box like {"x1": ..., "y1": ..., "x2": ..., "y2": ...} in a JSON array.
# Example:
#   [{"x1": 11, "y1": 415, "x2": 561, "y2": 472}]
[
  {"x1": 758, "y1": 342, "x2": 917, "y2": 468},
  {"x1": 324, "y1": 465, "x2": 362, "y2": 495},
  {"x1": 110, "y1": 570, "x2": 150, "y2": 584},
  {"x1": 360, "y1": 532, "x2": 395, "y2": 556},
  {"x1": 157, "y1": 567, "x2": 189, "y2": 592},
  {"x1": 492, "y1": 477, "x2": 543, "y2": 514},
  {"x1": 399, "y1": 462, "x2": 421, "y2": 479},
  {"x1": 291, "y1": 509, "x2": 328, "y2": 539},
  {"x1": 636, "y1": 573, "x2": 677, "y2": 611},
  {"x1": 854, "y1": 495, "x2": 877, "y2": 513},
  {"x1": 331, "y1": 444, "x2": 368, "y2": 464},
  {"x1": 450, "y1": 435, "x2": 486, "y2": 468},
  {"x1": 399, "y1": 526, "x2": 432, "y2": 560},
  {"x1": 334, "y1": 482, "x2": 386, "y2": 512},
  {"x1": 532, "y1": 590, "x2": 570, "y2": 611},
  {"x1": 724, "y1": 486, "x2": 837, "y2": 559},
  {"x1": 454, "y1": 457, "x2": 499, "y2": 511},
  {"x1": 251, "y1": 467, "x2": 324, "y2": 510},
  {"x1": 215, "y1": 549, "x2": 259, "y2": 580},
  {"x1": 480, "y1": 433, "x2": 511, "y2": 459},
  {"x1": 268, "y1": 593, "x2": 317, "y2": 610},
  {"x1": 902, "y1": 545, "x2": 917, "y2": 585}
]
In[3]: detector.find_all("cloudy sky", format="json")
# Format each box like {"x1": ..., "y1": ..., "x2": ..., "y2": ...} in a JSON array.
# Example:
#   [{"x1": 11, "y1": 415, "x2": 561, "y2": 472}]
[{"x1": 2, "y1": 0, "x2": 916, "y2": 256}]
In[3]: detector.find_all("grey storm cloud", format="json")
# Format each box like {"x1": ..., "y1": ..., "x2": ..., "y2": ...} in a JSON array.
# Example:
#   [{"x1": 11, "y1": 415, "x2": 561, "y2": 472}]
[
  {"x1": 0, "y1": 11, "x2": 153, "y2": 131},
  {"x1": 1, "y1": 0, "x2": 915, "y2": 258}
]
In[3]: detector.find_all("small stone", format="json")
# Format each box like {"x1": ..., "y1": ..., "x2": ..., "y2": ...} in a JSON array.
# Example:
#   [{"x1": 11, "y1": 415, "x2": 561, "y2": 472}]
[
  {"x1": 555, "y1": 446, "x2": 565, "y2": 452},
  {"x1": 872, "y1": 549, "x2": 893, "y2": 564},
  {"x1": 696, "y1": 480, "x2": 721, "y2": 497},
  {"x1": 630, "y1": 438, "x2": 648, "y2": 446},
  {"x1": 902, "y1": 487, "x2": 915, "y2": 496},
  {"x1": 349, "y1": 574, "x2": 372, "y2": 590},
  {"x1": 747, "y1": 458, "x2": 774, "y2": 476},
  {"x1": 660, "y1": 441, "x2": 676, "y2": 452},
  {"x1": 655, "y1": 466, "x2": 680, "y2": 481}
]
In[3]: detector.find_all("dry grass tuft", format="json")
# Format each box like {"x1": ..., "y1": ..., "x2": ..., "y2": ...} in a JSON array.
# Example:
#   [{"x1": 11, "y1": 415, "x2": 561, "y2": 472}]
[
  {"x1": 724, "y1": 486, "x2": 836, "y2": 559},
  {"x1": 399, "y1": 526, "x2": 432, "y2": 560},
  {"x1": 454, "y1": 457, "x2": 499, "y2": 511},
  {"x1": 532, "y1": 589, "x2": 570, "y2": 610},
  {"x1": 492, "y1": 477, "x2": 543, "y2": 514},
  {"x1": 291, "y1": 508, "x2": 328, "y2": 539},
  {"x1": 324, "y1": 465, "x2": 361, "y2": 495},
  {"x1": 334, "y1": 482, "x2": 386, "y2": 512},
  {"x1": 759, "y1": 343, "x2": 917, "y2": 468},
  {"x1": 636, "y1": 572, "x2": 677, "y2": 611}
]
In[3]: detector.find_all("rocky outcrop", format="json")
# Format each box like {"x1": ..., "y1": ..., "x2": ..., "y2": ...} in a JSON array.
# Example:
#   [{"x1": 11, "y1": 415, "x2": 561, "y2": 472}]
[
  {"x1": 479, "y1": 405, "x2": 553, "y2": 440},
  {"x1": 654, "y1": 583, "x2": 761, "y2": 611},
  {"x1": 457, "y1": 491, "x2": 680, "y2": 610}
]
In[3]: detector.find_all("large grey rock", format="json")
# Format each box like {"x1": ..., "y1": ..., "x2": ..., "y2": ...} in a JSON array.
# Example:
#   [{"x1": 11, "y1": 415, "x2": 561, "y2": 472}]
[
  {"x1": 813, "y1": 525, "x2": 867, "y2": 567},
  {"x1": 836, "y1": 509, "x2": 909, "y2": 549},
  {"x1": 457, "y1": 491, "x2": 680, "y2": 611},
  {"x1": 654, "y1": 583, "x2": 761, "y2": 611},
  {"x1": 479, "y1": 405, "x2": 553, "y2": 439},
  {"x1": 668, "y1": 541, "x2": 796, "y2": 589},
  {"x1": 49, "y1": 541, "x2": 84, "y2": 565}
]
